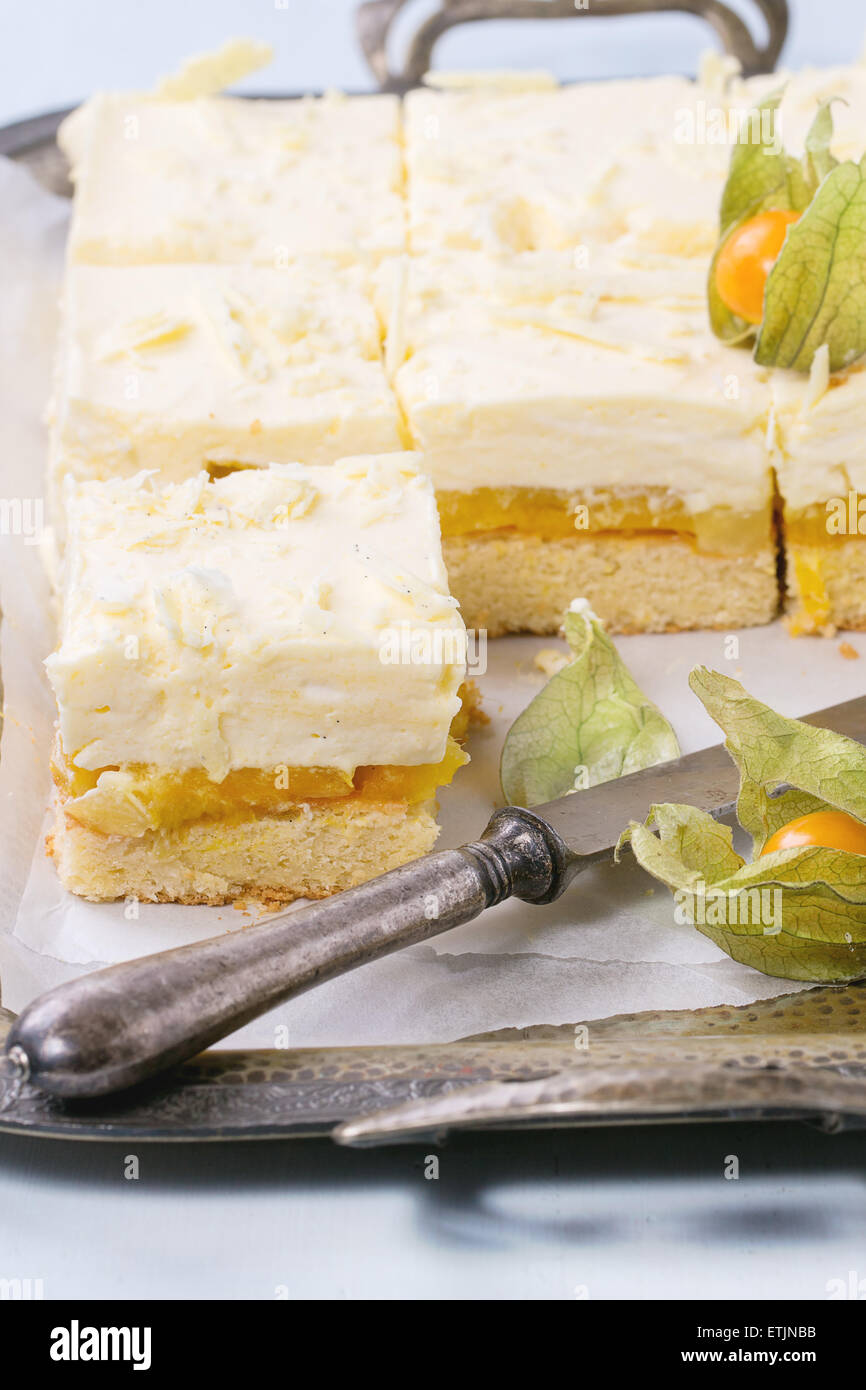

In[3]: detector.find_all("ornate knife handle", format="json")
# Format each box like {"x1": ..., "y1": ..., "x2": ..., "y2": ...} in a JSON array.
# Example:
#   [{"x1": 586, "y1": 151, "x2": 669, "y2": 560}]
[
  {"x1": 6, "y1": 807, "x2": 579, "y2": 1100},
  {"x1": 356, "y1": 0, "x2": 789, "y2": 89}
]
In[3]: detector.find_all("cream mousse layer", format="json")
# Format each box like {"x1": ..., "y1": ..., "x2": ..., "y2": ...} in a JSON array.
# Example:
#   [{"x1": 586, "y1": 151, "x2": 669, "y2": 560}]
[
  {"x1": 404, "y1": 68, "x2": 746, "y2": 259},
  {"x1": 60, "y1": 90, "x2": 405, "y2": 266},
  {"x1": 50, "y1": 262, "x2": 403, "y2": 492},
  {"x1": 771, "y1": 352, "x2": 866, "y2": 516},
  {"x1": 742, "y1": 62, "x2": 866, "y2": 163},
  {"x1": 47, "y1": 457, "x2": 466, "y2": 784},
  {"x1": 376, "y1": 250, "x2": 775, "y2": 526}
]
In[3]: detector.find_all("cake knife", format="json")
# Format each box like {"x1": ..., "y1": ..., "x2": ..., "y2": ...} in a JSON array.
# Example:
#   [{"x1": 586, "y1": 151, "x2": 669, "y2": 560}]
[{"x1": 6, "y1": 692, "x2": 866, "y2": 1099}]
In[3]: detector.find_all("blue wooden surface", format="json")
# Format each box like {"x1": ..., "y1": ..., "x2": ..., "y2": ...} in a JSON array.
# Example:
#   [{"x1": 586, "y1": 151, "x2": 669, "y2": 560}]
[
  {"x1": 2, "y1": 1122, "x2": 865, "y2": 1299},
  {"x1": 2, "y1": 0, "x2": 866, "y2": 126}
]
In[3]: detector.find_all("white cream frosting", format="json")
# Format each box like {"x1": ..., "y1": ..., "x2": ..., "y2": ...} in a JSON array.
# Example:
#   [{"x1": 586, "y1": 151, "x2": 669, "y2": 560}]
[
  {"x1": 377, "y1": 250, "x2": 774, "y2": 512},
  {"x1": 53, "y1": 51, "x2": 866, "y2": 550},
  {"x1": 743, "y1": 62, "x2": 866, "y2": 163},
  {"x1": 58, "y1": 37, "x2": 274, "y2": 170},
  {"x1": 404, "y1": 75, "x2": 743, "y2": 258},
  {"x1": 51, "y1": 262, "x2": 403, "y2": 494},
  {"x1": 422, "y1": 70, "x2": 559, "y2": 92},
  {"x1": 61, "y1": 90, "x2": 405, "y2": 265},
  {"x1": 772, "y1": 363, "x2": 866, "y2": 513},
  {"x1": 47, "y1": 458, "x2": 466, "y2": 780}
]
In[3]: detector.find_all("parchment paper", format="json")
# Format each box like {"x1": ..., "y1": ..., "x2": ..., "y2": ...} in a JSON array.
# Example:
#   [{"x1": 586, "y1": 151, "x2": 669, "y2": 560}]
[{"x1": 3, "y1": 153, "x2": 863, "y2": 1049}]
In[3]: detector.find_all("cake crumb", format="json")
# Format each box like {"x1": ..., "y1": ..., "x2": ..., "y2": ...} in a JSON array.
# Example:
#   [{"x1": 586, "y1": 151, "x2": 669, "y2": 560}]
[
  {"x1": 840, "y1": 641, "x2": 860, "y2": 660},
  {"x1": 462, "y1": 678, "x2": 489, "y2": 725},
  {"x1": 451, "y1": 679, "x2": 488, "y2": 741},
  {"x1": 784, "y1": 612, "x2": 837, "y2": 639},
  {"x1": 534, "y1": 647, "x2": 569, "y2": 678}
]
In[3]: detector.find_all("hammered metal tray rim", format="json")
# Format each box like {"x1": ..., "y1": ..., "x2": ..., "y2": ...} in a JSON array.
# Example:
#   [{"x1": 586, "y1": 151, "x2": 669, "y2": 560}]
[{"x1": 3, "y1": 1000, "x2": 866, "y2": 1142}]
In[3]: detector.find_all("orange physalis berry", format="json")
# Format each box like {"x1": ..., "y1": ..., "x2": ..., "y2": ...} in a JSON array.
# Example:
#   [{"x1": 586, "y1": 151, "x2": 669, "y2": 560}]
[
  {"x1": 715, "y1": 209, "x2": 801, "y2": 325},
  {"x1": 761, "y1": 809, "x2": 866, "y2": 859}
]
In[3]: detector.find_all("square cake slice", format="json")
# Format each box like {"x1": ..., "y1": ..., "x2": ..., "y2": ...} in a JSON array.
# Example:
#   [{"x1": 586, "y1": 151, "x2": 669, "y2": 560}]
[
  {"x1": 49, "y1": 262, "x2": 403, "y2": 509},
  {"x1": 60, "y1": 91, "x2": 405, "y2": 265},
  {"x1": 378, "y1": 250, "x2": 778, "y2": 635},
  {"x1": 46, "y1": 457, "x2": 467, "y2": 904}
]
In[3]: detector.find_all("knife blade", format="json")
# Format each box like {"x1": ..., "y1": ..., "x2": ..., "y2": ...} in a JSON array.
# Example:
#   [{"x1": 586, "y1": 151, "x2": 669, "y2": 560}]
[{"x1": 7, "y1": 693, "x2": 866, "y2": 1100}]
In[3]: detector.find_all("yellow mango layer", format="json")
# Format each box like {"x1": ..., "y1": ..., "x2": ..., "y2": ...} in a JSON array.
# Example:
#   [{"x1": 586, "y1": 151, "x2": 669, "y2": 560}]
[
  {"x1": 785, "y1": 503, "x2": 866, "y2": 547},
  {"x1": 54, "y1": 735, "x2": 468, "y2": 836},
  {"x1": 436, "y1": 487, "x2": 771, "y2": 556},
  {"x1": 787, "y1": 548, "x2": 833, "y2": 634}
]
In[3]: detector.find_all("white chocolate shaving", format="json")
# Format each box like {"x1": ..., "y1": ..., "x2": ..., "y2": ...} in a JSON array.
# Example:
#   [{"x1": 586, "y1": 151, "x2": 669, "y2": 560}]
[{"x1": 154, "y1": 38, "x2": 273, "y2": 100}]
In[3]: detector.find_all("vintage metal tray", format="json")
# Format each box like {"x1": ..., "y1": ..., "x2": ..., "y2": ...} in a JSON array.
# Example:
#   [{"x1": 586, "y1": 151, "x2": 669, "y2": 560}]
[
  {"x1": 3, "y1": 989, "x2": 866, "y2": 1143},
  {"x1": 7, "y1": 0, "x2": 858, "y2": 1148}
]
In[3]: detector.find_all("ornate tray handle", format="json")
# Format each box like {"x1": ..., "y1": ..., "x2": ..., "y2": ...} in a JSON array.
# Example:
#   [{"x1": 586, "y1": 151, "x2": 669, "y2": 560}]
[{"x1": 356, "y1": 0, "x2": 789, "y2": 90}]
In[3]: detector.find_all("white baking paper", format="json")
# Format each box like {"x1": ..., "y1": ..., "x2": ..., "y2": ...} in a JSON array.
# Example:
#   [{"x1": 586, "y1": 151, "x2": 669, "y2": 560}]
[{"x1": 3, "y1": 152, "x2": 863, "y2": 1049}]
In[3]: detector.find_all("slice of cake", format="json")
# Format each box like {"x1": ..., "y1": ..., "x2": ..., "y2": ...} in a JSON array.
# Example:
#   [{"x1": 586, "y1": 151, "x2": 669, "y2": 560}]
[
  {"x1": 49, "y1": 261, "x2": 403, "y2": 511},
  {"x1": 60, "y1": 90, "x2": 405, "y2": 265},
  {"x1": 46, "y1": 457, "x2": 467, "y2": 903},
  {"x1": 726, "y1": 64, "x2": 866, "y2": 633},
  {"x1": 404, "y1": 72, "x2": 742, "y2": 259},
  {"x1": 377, "y1": 250, "x2": 778, "y2": 635}
]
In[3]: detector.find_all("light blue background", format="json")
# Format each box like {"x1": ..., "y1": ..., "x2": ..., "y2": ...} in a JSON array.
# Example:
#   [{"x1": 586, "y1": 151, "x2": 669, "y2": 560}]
[
  {"x1": 2, "y1": 0, "x2": 866, "y2": 123},
  {"x1": 3, "y1": 0, "x2": 866, "y2": 1302}
]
